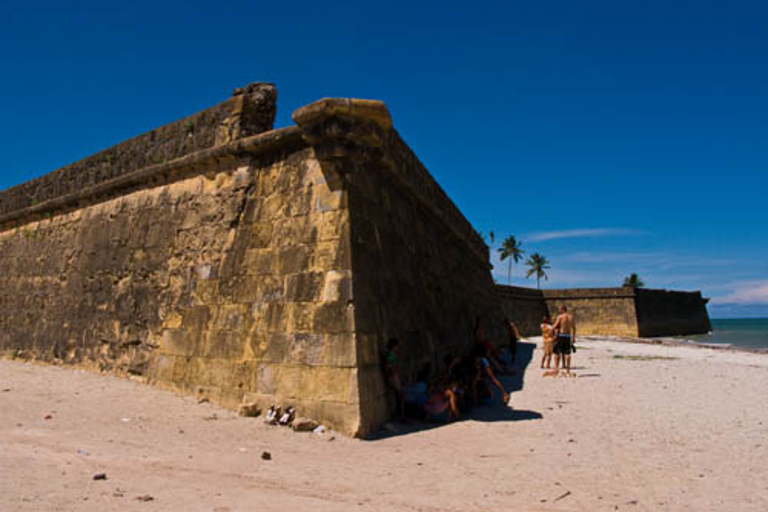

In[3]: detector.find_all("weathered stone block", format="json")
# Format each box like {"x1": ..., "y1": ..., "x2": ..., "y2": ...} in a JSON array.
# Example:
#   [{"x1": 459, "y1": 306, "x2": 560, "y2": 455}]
[
  {"x1": 356, "y1": 332, "x2": 380, "y2": 366},
  {"x1": 220, "y1": 276, "x2": 262, "y2": 303},
  {"x1": 276, "y1": 365, "x2": 300, "y2": 399},
  {"x1": 256, "y1": 364, "x2": 276, "y2": 394},
  {"x1": 160, "y1": 330, "x2": 200, "y2": 357},
  {"x1": 324, "y1": 333, "x2": 357, "y2": 367},
  {"x1": 298, "y1": 367, "x2": 350, "y2": 402},
  {"x1": 148, "y1": 354, "x2": 176, "y2": 383},
  {"x1": 213, "y1": 304, "x2": 250, "y2": 332},
  {"x1": 320, "y1": 270, "x2": 353, "y2": 302},
  {"x1": 203, "y1": 330, "x2": 246, "y2": 359},
  {"x1": 243, "y1": 249, "x2": 277, "y2": 275},
  {"x1": 312, "y1": 302, "x2": 353, "y2": 334},
  {"x1": 171, "y1": 356, "x2": 191, "y2": 384},
  {"x1": 248, "y1": 222, "x2": 273, "y2": 249},
  {"x1": 277, "y1": 245, "x2": 310, "y2": 275},
  {"x1": 262, "y1": 331, "x2": 289, "y2": 363},
  {"x1": 286, "y1": 303, "x2": 314, "y2": 332},
  {"x1": 181, "y1": 306, "x2": 211, "y2": 332},
  {"x1": 287, "y1": 187, "x2": 314, "y2": 217},
  {"x1": 284, "y1": 272, "x2": 324, "y2": 302},
  {"x1": 317, "y1": 210, "x2": 348, "y2": 242},
  {"x1": 288, "y1": 332, "x2": 325, "y2": 365}
]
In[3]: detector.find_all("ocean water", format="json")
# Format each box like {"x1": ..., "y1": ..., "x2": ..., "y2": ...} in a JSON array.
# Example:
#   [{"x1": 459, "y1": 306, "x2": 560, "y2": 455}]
[{"x1": 681, "y1": 318, "x2": 768, "y2": 350}]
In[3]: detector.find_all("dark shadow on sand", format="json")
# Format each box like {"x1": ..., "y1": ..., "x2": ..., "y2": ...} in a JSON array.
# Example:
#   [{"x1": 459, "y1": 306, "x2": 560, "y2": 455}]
[{"x1": 367, "y1": 340, "x2": 541, "y2": 440}]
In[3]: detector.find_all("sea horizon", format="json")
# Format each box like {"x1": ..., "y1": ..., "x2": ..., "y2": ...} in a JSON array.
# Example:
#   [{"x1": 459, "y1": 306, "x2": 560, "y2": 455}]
[{"x1": 680, "y1": 317, "x2": 768, "y2": 350}]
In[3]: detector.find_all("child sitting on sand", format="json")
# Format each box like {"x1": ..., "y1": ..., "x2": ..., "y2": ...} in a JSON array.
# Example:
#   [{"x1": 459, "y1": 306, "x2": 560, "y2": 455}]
[{"x1": 422, "y1": 382, "x2": 460, "y2": 422}]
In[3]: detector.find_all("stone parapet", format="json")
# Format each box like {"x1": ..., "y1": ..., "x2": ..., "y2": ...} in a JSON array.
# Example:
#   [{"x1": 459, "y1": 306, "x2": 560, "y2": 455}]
[
  {"x1": 0, "y1": 126, "x2": 304, "y2": 232},
  {"x1": 293, "y1": 98, "x2": 489, "y2": 266},
  {"x1": 0, "y1": 82, "x2": 277, "y2": 220}
]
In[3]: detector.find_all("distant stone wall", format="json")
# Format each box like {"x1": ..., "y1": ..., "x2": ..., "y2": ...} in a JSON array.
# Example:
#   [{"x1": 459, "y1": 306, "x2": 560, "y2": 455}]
[
  {"x1": 494, "y1": 285, "x2": 548, "y2": 337},
  {"x1": 542, "y1": 288, "x2": 640, "y2": 337},
  {"x1": 635, "y1": 288, "x2": 711, "y2": 337},
  {"x1": 495, "y1": 285, "x2": 711, "y2": 338}
]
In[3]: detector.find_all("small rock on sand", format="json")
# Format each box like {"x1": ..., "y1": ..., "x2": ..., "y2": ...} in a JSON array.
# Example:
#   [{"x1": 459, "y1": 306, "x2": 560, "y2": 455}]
[
  {"x1": 292, "y1": 417, "x2": 319, "y2": 432},
  {"x1": 237, "y1": 402, "x2": 261, "y2": 417},
  {"x1": 261, "y1": 451, "x2": 272, "y2": 461},
  {"x1": 92, "y1": 473, "x2": 107, "y2": 481}
]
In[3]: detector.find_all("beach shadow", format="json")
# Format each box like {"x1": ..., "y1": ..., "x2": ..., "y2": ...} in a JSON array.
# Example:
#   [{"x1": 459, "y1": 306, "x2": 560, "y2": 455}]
[
  {"x1": 367, "y1": 340, "x2": 541, "y2": 440},
  {"x1": 501, "y1": 340, "x2": 536, "y2": 394}
]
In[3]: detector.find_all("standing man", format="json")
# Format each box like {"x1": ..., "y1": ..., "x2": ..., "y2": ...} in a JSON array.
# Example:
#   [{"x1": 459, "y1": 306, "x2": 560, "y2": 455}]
[{"x1": 551, "y1": 305, "x2": 576, "y2": 374}]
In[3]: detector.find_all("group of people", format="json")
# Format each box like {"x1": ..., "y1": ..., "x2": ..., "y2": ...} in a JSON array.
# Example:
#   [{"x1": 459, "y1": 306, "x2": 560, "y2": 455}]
[
  {"x1": 540, "y1": 305, "x2": 577, "y2": 375},
  {"x1": 382, "y1": 307, "x2": 577, "y2": 424},
  {"x1": 383, "y1": 317, "x2": 517, "y2": 424}
]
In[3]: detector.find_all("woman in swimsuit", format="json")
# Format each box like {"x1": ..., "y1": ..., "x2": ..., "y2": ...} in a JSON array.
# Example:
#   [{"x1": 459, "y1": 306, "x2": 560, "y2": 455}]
[{"x1": 540, "y1": 316, "x2": 555, "y2": 369}]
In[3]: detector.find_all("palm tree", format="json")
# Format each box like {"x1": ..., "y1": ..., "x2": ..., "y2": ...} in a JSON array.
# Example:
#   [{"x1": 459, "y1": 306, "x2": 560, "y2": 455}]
[
  {"x1": 498, "y1": 235, "x2": 524, "y2": 285},
  {"x1": 623, "y1": 273, "x2": 645, "y2": 288},
  {"x1": 525, "y1": 253, "x2": 551, "y2": 289}
]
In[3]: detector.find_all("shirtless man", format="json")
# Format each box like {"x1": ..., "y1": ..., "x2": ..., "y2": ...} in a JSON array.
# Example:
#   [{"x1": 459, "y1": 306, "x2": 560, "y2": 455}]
[{"x1": 551, "y1": 305, "x2": 576, "y2": 374}]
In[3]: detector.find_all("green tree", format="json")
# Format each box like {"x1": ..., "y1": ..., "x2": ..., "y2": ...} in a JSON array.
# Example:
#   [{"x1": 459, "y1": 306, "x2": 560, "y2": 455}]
[
  {"x1": 498, "y1": 235, "x2": 524, "y2": 285},
  {"x1": 525, "y1": 253, "x2": 551, "y2": 289},
  {"x1": 623, "y1": 273, "x2": 645, "y2": 288}
]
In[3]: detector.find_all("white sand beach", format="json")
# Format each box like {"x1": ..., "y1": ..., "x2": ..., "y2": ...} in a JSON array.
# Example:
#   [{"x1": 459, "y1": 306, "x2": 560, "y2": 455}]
[{"x1": 2, "y1": 338, "x2": 767, "y2": 512}]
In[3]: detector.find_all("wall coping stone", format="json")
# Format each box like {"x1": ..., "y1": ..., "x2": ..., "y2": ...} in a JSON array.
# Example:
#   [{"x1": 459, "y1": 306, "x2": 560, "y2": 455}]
[
  {"x1": 0, "y1": 82, "x2": 277, "y2": 220},
  {"x1": 0, "y1": 126, "x2": 304, "y2": 231},
  {"x1": 292, "y1": 98, "x2": 489, "y2": 265}
]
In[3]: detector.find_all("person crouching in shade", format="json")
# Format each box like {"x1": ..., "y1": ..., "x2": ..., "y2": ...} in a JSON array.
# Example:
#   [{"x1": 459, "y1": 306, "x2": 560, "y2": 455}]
[
  {"x1": 472, "y1": 344, "x2": 510, "y2": 405},
  {"x1": 384, "y1": 337, "x2": 405, "y2": 421},
  {"x1": 504, "y1": 318, "x2": 521, "y2": 365}
]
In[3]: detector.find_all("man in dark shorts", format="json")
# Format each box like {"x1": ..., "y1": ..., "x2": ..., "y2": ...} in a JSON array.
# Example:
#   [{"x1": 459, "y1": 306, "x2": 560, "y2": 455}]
[{"x1": 551, "y1": 305, "x2": 576, "y2": 374}]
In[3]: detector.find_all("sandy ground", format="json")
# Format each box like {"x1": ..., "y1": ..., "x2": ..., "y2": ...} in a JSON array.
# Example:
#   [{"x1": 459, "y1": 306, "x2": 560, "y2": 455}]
[{"x1": 2, "y1": 338, "x2": 768, "y2": 512}]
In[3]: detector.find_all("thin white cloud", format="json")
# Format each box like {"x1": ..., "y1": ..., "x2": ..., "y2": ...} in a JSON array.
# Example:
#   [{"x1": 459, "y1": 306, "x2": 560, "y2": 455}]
[
  {"x1": 712, "y1": 280, "x2": 768, "y2": 305},
  {"x1": 524, "y1": 228, "x2": 644, "y2": 243}
]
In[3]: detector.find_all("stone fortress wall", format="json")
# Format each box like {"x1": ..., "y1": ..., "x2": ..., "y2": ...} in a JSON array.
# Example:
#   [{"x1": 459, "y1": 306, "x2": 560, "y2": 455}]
[
  {"x1": 0, "y1": 82, "x2": 711, "y2": 435},
  {"x1": 496, "y1": 285, "x2": 711, "y2": 338},
  {"x1": 0, "y1": 84, "x2": 505, "y2": 437}
]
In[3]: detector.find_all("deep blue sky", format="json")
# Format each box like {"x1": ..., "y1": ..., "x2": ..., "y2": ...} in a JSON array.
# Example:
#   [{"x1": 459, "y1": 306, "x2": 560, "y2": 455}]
[{"x1": 1, "y1": 1, "x2": 766, "y2": 317}]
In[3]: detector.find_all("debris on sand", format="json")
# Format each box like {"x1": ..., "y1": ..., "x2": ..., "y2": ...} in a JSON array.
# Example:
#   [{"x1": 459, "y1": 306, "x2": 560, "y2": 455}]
[
  {"x1": 93, "y1": 473, "x2": 107, "y2": 481},
  {"x1": 261, "y1": 451, "x2": 272, "y2": 461},
  {"x1": 292, "y1": 417, "x2": 319, "y2": 432},
  {"x1": 237, "y1": 402, "x2": 261, "y2": 417}
]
